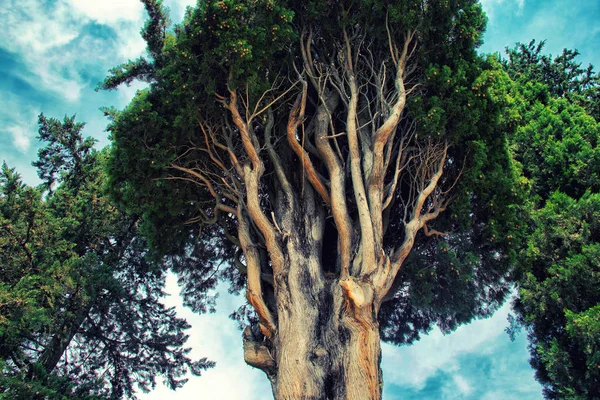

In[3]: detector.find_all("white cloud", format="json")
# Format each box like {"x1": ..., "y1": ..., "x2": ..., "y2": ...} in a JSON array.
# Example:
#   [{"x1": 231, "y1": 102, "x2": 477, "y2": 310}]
[
  {"x1": 1, "y1": 1, "x2": 84, "y2": 101},
  {"x1": 382, "y1": 301, "x2": 513, "y2": 391},
  {"x1": 0, "y1": 95, "x2": 40, "y2": 159},
  {"x1": 452, "y1": 375, "x2": 472, "y2": 396},
  {"x1": 2, "y1": 0, "x2": 79, "y2": 53},
  {"x1": 172, "y1": 0, "x2": 198, "y2": 11},
  {"x1": 8, "y1": 126, "x2": 31, "y2": 153},
  {"x1": 140, "y1": 275, "x2": 272, "y2": 400},
  {"x1": 65, "y1": 0, "x2": 144, "y2": 25},
  {"x1": 65, "y1": 0, "x2": 147, "y2": 60},
  {"x1": 0, "y1": 0, "x2": 147, "y2": 103},
  {"x1": 118, "y1": 33, "x2": 147, "y2": 60},
  {"x1": 170, "y1": 0, "x2": 198, "y2": 21}
]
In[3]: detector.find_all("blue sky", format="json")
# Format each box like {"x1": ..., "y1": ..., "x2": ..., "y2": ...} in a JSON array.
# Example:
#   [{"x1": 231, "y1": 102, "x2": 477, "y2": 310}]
[{"x1": 1, "y1": 0, "x2": 598, "y2": 399}]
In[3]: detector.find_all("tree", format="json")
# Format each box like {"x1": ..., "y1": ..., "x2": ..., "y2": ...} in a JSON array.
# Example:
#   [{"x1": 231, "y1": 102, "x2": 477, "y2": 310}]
[
  {"x1": 503, "y1": 39, "x2": 600, "y2": 117},
  {"x1": 0, "y1": 115, "x2": 212, "y2": 399},
  {"x1": 503, "y1": 41, "x2": 600, "y2": 399},
  {"x1": 101, "y1": 1, "x2": 523, "y2": 398}
]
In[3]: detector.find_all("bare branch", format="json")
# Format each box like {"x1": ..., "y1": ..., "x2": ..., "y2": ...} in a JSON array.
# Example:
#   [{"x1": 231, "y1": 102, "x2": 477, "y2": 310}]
[
  {"x1": 343, "y1": 29, "x2": 377, "y2": 275},
  {"x1": 262, "y1": 110, "x2": 294, "y2": 206},
  {"x1": 375, "y1": 142, "x2": 450, "y2": 302},
  {"x1": 286, "y1": 77, "x2": 332, "y2": 205},
  {"x1": 238, "y1": 207, "x2": 277, "y2": 336},
  {"x1": 423, "y1": 223, "x2": 449, "y2": 237}
]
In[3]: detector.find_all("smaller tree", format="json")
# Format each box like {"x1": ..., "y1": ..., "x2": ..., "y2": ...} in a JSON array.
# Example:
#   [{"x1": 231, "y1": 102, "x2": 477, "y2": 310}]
[
  {"x1": 504, "y1": 41, "x2": 600, "y2": 399},
  {"x1": 0, "y1": 115, "x2": 213, "y2": 399}
]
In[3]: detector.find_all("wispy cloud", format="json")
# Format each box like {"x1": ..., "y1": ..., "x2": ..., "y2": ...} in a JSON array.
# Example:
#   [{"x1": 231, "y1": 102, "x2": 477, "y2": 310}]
[
  {"x1": 7, "y1": 125, "x2": 31, "y2": 153},
  {"x1": 382, "y1": 304, "x2": 511, "y2": 390},
  {"x1": 141, "y1": 275, "x2": 272, "y2": 399},
  {"x1": 169, "y1": 0, "x2": 199, "y2": 22},
  {"x1": 0, "y1": 0, "x2": 151, "y2": 184},
  {"x1": 2, "y1": 0, "x2": 83, "y2": 101},
  {"x1": 0, "y1": 91, "x2": 39, "y2": 154},
  {"x1": 452, "y1": 375, "x2": 472, "y2": 396},
  {"x1": 0, "y1": 0, "x2": 146, "y2": 103},
  {"x1": 65, "y1": 0, "x2": 144, "y2": 25},
  {"x1": 382, "y1": 297, "x2": 541, "y2": 399}
]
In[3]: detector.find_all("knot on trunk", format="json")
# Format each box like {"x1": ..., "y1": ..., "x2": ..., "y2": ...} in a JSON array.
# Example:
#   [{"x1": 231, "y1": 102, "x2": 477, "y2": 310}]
[
  {"x1": 339, "y1": 277, "x2": 374, "y2": 309},
  {"x1": 243, "y1": 326, "x2": 275, "y2": 371},
  {"x1": 310, "y1": 346, "x2": 329, "y2": 365}
]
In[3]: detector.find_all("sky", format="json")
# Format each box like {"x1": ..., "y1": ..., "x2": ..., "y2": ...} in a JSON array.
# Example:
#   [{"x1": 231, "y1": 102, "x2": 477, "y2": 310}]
[{"x1": 1, "y1": 0, "x2": 598, "y2": 399}]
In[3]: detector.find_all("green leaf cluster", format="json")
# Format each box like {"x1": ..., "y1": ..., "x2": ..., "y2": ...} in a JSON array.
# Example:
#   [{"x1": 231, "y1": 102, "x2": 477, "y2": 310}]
[{"x1": 102, "y1": 0, "x2": 525, "y2": 347}]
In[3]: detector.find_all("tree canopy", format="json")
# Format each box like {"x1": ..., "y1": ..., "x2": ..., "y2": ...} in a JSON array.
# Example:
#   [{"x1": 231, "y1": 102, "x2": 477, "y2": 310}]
[
  {"x1": 6, "y1": 1, "x2": 600, "y2": 399},
  {"x1": 0, "y1": 115, "x2": 212, "y2": 399}
]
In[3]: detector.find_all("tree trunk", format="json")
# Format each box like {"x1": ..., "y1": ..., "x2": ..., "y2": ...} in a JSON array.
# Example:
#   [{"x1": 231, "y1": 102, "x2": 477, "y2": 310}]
[
  {"x1": 35, "y1": 299, "x2": 88, "y2": 377},
  {"x1": 276, "y1": 280, "x2": 382, "y2": 400},
  {"x1": 244, "y1": 225, "x2": 383, "y2": 400}
]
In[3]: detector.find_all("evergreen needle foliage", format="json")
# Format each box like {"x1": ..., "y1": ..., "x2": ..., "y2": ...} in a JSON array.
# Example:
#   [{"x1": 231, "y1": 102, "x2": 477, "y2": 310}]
[
  {"x1": 100, "y1": 1, "x2": 524, "y2": 397},
  {"x1": 503, "y1": 40, "x2": 600, "y2": 399},
  {"x1": 0, "y1": 115, "x2": 213, "y2": 399},
  {"x1": 4, "y1": 1, "x2": 599, "y2": 398}
]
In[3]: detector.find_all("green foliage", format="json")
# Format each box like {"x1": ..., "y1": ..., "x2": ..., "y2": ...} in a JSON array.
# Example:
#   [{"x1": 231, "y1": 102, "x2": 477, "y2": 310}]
[
  {"x1": 518, "y1": 193, "x2": 600, "y2": 398},
  {"x1": 503, "y1": 39, "x2": 600, "y2": 118},
  {"x1": 503, "y1": 41, "x2": 600, "y2": 398},
  {"x1": 1, "y1": 115, "x2": 213, "y2": 399},
  {"x1": 381, "y1": 55, "x2": 526, "y2": 343},
  {"x1": 512, "y1": 90, "x2": 600, "y2": 202}
]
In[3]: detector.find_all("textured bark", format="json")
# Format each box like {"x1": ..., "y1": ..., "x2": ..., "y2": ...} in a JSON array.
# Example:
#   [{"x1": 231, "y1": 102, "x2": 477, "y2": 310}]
[
  {"x1": 238, "y1": 184, "x2": 384, "y2": 399},
  {"x1": 271, "y1": 278, "x2": 382, "y2": 400},
  {"x1": 30, "y1": 301, "x2": 89, "y2": 381},
  {"x1": 244, "y1": 252, "x2": 383, "y2": 399}
]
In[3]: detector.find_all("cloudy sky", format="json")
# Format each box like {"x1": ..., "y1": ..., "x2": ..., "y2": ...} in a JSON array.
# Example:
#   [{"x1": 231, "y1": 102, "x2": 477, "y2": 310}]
[{"x1": 1, "y1": 0, "x2": 599, "y2": 399}]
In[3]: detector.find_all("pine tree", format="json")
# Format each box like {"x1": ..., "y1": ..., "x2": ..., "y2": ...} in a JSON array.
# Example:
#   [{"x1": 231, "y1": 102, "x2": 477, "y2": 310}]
[
  {"x1": 0, "y1": 114, "x2": 213, "y2": 399},
  {"x1": 504, "y1": 40, "x2": 600, "y2": 399}
]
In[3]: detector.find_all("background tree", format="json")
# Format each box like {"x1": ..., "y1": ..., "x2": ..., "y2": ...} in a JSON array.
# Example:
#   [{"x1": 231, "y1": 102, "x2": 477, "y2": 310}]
[
  {"x1": 0, "y1": 115, "x2": 212, "y2": 399},
  {"x1": 503, "y1": 40, "x2": 600, "y2": 117},
  {"x1": 503, "y1": 41, "x2": 600, "y2": 399},
  {"x1": 101, "y1": 1, "x2": 523, "y2": 398}
]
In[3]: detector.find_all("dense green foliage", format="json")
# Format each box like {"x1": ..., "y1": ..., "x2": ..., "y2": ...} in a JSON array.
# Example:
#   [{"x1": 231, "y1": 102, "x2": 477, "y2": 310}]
[
  {"x1": 504, "y1": 41, "x2": 600, "y2": 399},
  {"x1": 503, "y1": 40, "x2": 600, "y2": 117},
  {"x1": 101, "y1": 0, "x2": 523, "y2": 354},
  {"x1": 0, "y1": 115, "x2": 212, "y2": 399}
]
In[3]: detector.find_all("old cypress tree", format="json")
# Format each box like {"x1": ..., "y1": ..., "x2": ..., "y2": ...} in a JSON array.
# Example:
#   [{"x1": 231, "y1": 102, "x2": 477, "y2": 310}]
[{"x1": 101, "y1": 1, "x2": 523, "y2": 398}]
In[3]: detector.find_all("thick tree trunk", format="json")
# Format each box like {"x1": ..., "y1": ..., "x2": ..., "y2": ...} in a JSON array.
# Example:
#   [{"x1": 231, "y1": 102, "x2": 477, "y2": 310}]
[
  {"x1": 245, "y1": 279, "x2": 383, "y2": 400},
  {"x1": 229, "y1": 32, "x2": 443, "y2": 393},
  {"x1": 244, "y1": 241, "x2": 383, "y2": 400}
]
